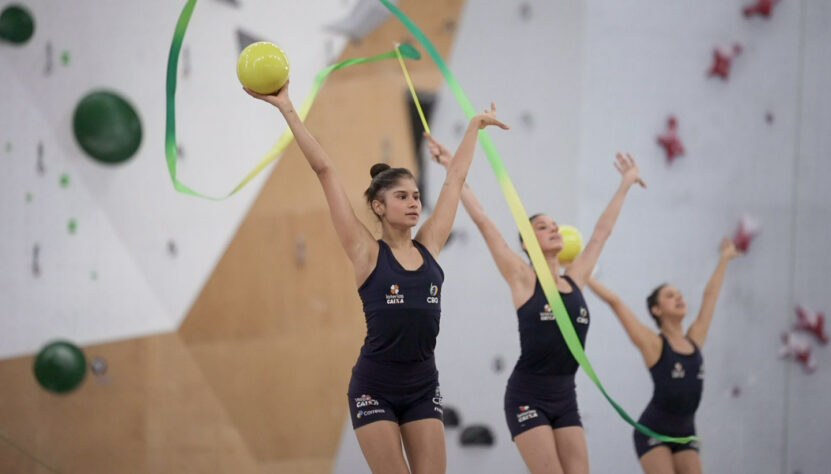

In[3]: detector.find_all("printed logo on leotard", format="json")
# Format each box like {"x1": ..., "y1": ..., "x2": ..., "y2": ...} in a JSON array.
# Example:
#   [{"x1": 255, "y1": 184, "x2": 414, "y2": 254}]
[
  {"x1": 386, "y1": 284, "x2": 404, "y2": 304},
  {"x1": 647, "y1": 437, "x2": 661, "y2": 447},
  {"x1": 697, "y1": 364, "x2": 704, "y2": 380},
  {"x1": 432, "y1": 386, "x2": 443, "y2": 405},
  {"x1": 427, "y1": 283, "x2": 439, "y2": 304},
  {"x1": 356, "y1": 408, "x2": 385, "y2": 419},
  {"x1": 540, "y1": 304, "x2": 555, "y2": 321},
  {"x1": 671, "y1": 362, "x2": 686, "y2": 379},
  {"x1": 576, "y1": 306, "x2": 589, "y2": 324},
  {"x1": 517, "y1": 405, "x2": 539, "y2": 423},
  {"x1": 354, "y1": 394, "x2": 380, "y2": 408}
]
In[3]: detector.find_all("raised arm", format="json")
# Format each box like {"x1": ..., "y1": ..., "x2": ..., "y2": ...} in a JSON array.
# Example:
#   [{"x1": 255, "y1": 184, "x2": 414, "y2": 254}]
[
  {"x1": 415, "y1": 103, "x2": 509, "y2": 257},
  {"x1": 687, "y1": 238, "x2": 740, "y2": 347},
  {"x1": 567, "y1": 153, "x2": 645, "y2": 288},
  {"x1": 245, "y1": 83, "x2": 376, "y2": 281},
  {"x1": 425, "y1": 134, "x2": 531, "y2": 292},
  {"x1": 587, "y1": 277, "x2": 662, "y2": 367}
]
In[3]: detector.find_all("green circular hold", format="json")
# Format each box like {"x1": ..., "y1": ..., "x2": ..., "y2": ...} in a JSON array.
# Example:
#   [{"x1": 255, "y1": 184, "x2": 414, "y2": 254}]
[
  {"x1": 33, "y1": 341, "x2": 87, "y2": 393},
  {"x1": 73, "y1": 90, "x2": 142, "y2": 164},
  {"x1": 0, "y1": 5, "x2": 35, "y2": 44}
]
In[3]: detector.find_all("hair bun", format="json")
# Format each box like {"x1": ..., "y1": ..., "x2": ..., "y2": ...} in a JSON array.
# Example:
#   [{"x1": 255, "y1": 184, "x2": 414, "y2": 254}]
[{"x1": 369, "y1": 163, "x2": 391, "y2": 178}]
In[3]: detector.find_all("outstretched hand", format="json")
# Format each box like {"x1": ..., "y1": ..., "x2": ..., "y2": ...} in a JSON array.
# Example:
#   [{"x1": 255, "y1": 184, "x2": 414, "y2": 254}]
[
  {"x1": 720, "y1": 237, "x2": 741, "y2": 260},
  {"x1": 424, "y1": 133, "x2": 453, "y2": 167},
  {"x1": 472, "y1": 102, "x2": 510, "y2": 131},
  {"x1": 243, "y1": 80, "x2": 292, "y2": 111},
  {"x1": 614, "y1": 152, "x2": 646, "y2": 188}
]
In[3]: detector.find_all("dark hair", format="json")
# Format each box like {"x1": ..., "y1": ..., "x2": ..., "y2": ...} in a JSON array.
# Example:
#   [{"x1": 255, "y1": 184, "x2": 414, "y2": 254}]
[
  {"x1": 646, "y1": 284, "x2": 668, "y2": 327},
  {"x1": 363, "y1": 163, "x2": 415, "y2": 218},
  {"x1": 519, "y1": 213, "x2": 545, "y2": 259}
]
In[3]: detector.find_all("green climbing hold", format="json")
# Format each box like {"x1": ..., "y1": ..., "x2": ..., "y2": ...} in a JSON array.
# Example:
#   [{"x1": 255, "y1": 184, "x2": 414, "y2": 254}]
[
  {"x1": 73, "y1": 90, "x2": 142, "y2": 164},
  {"x1": 59, "y1": 173, "x2": 70, "y2": 188},
  {"x1": 0, "y1": 4, "x2": 34, "y2": 45},
  {"x1": 33, "y1": 341, "x2": 87, "y2": 393}
]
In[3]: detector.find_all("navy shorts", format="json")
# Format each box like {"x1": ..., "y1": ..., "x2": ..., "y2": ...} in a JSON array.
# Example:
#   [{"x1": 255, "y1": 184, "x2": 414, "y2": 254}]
[
  {"x1": 504, "y1": 370, "x2": 581, "y2": 439},
  {"x1": 633, "y1": 408, "x2": 699, "y2": 458},
  {"x1": 347, "y1": 356, "x2": 443, "y2": 429}
]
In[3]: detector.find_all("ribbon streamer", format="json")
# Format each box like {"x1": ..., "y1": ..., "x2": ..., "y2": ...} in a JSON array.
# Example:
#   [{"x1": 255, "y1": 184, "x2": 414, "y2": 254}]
[
  {"x1": 165, "y1": 0, "x2": 420, "y2": 200},
  {"x1": 394, "y1": 43, "x2": 430, "y2": 135},
  {"x1": 379, "y1": 0, "x2": 694, "y2": 443}
]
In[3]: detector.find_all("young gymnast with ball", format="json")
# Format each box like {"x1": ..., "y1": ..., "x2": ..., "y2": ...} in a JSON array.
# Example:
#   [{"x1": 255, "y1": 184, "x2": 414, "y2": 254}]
[
  {"x1": 245, "y1": 82, "x2": 507, "y2": 473},
  {"x1": 428, "y1": 135, "x2": 644, "y2": 474}
]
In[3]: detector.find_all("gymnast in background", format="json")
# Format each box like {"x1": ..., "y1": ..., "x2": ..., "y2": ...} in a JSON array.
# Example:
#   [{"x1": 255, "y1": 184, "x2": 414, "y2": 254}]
[{"x1": 587, "y1": 237, "x2": 740, "y2": 474}]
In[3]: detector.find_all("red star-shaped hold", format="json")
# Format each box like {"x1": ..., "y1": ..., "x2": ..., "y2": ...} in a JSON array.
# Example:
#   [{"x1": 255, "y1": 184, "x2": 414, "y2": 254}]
[
  {"x1": 780, "y1": 332, "x2": 817, "y2": 373},
  {"x1": 657, "y1": 116, "x2": 684, "y2": 164},
  {"x1": 744, "y1": 0, "x2": 780, "y2": 18},
  {"x1": 708, "y1": 44, "x2": 742, "y2": 80},
  {"x1": 795, "y1": 305, "x2": 829, "y2": 344},
  {"x1": 732, "y1": 215, "x2": 761, "y2": 253}
]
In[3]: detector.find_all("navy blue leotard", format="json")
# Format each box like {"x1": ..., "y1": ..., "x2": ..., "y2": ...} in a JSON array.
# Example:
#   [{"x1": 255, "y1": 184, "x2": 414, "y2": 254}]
[
  {"x1": 633, "y1": 334, "x2": 703, "y2": 457},
  {"x1": 347, "y1": 239, "x2": 445, "y2": 429},
  {"x1": 504, "y1": 274, "x2": 591, "y2": 439}
]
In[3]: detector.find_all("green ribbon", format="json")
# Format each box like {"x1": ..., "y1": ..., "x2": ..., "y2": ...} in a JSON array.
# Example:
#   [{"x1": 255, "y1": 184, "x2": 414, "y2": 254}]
[
  {"x1": 378, "y1": 0, "x2": 695, "y2": 444},
  {"x1": 164, "y1": 0, "x2": 420, "y2": 200}
]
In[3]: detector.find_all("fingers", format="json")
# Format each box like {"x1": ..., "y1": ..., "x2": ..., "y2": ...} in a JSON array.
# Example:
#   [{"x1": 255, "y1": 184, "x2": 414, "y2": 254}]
[
  {"x1": 243, "y1": 87, "x2": 262, "y2": 99},
  {"x1": 481, "y1": 102, "x2": 498, "y2": 115},
  {"x1": 615, "y1": 153, "x2": 626, "y2": 172},
  {"x1": 481, "y1": 118, "x2": 510, "y2": 130},
  {"x1": 720, "y1": 237, "x2": 741, "y2": 257},
  {"x1": 422, "y1": 133, "x2": 446, "y2": 163},
  {"x1": 614, "y1": 152, "x2": 640, "y2": 174},
  {"x1": 425, "y1": 135, "x2": 446, "y2": 154}
]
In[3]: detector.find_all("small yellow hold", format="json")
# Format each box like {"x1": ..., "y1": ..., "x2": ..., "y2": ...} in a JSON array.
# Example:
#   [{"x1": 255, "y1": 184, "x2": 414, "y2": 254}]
[{"x1": 236, "y1": 42, "x2": 290, "y2": 94}]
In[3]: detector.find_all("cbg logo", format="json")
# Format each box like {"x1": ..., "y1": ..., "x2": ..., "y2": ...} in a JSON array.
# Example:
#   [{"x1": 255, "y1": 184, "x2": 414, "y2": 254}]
[{"x1": 427, "y1": 283, "x2": 439, "y2": 304}]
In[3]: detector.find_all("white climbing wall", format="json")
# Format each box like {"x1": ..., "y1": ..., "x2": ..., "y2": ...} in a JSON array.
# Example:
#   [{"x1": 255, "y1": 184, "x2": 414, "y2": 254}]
[{"x1": 0, "y1": 0, "x2": 351, "y2": 358}]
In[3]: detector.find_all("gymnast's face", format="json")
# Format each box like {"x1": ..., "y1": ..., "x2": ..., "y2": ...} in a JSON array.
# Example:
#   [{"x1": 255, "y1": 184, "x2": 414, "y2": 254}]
[
  {"x1": 373, "y1": 178, "x2": 421, "y2": 227},
  {"x1": 529, "y1": 215, "x2": 564, "y2": 255},
  {"x1": 652, "y1": 285, "x2": 687, "y2": 321}
]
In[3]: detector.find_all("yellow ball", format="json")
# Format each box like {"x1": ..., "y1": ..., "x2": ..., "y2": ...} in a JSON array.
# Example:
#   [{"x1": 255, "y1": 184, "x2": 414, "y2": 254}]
[
  {"x1": 558, "y1": 225, "x2": 583, "y2": 263},
  {"x1": 236, "y1": 42, "x2": 290, "y2": 94}
]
